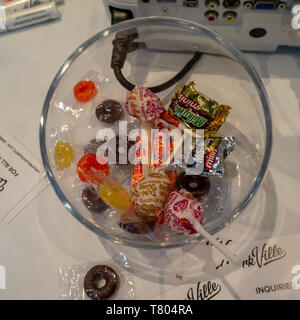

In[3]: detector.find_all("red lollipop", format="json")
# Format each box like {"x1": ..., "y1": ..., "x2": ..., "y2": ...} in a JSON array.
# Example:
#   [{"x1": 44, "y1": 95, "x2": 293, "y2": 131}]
[
  {"x1": 74, "y1": 80, "x2": 97, "y2": 102},
  {"x1": 77, "y1": 153, "x2": 109, "y2": 185},
  {"x1": 164, "y1": 189, "x2": 241, "y2": 265},
  {"x1": 164, "y1": 189, "x2": 203, "y2": 235}
]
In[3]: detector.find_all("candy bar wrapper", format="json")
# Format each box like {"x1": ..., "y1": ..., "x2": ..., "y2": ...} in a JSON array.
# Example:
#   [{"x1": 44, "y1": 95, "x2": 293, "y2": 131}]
[
  {"x1": 131, "y1": 132, "x2": 144, "y2": 189},
  {"x1": 189, "y1": 136, "x2": 236, "y2": 176},
  {"x1": 151, "y1": 127, "x2": 174, "y2": 168},
  {"x1": 167, "y1": 81, "x2": 231, "y2": 137},
  {"x1": 131, "y1": 123, "x2": 174, "y2": 189}
]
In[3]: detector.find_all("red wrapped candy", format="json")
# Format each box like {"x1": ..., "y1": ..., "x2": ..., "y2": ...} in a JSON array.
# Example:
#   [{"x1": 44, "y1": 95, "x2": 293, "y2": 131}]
[
  {"x1": 74, "y1": 80, "x2": 97, "y2": 102},
  {"x1": 77, "y1": 153, "x2": 109, "y2": 185},
  {"x1": 164, "y1": 189, "x2": 203, "y2": 234}
]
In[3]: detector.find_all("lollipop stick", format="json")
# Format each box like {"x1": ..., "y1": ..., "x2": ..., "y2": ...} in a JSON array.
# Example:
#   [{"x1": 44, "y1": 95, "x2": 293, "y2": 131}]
[{"x1": 193, "y1": 222, "x2": 241, "y2": 266}]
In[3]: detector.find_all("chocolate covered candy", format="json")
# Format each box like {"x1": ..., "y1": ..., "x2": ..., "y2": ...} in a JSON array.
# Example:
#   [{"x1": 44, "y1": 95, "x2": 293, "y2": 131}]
[
  {"x1": 82, "y1": 186, "x2": 108, "y2": 213},
  {"x1": 95, "y1": 99, "x2": 122, "y2": 123},
  {"x1": 84, "y1": 265, "x2": 119, "y2": 300},
  {"x1": 176, "y1": 172, "x2": 210, "y2": 200}
]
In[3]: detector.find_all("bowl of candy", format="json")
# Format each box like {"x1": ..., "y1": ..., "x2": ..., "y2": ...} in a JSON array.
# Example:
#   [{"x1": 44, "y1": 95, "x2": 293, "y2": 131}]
[{"x1": 40, "y1": 17, "x2": 272, "y2": 252}]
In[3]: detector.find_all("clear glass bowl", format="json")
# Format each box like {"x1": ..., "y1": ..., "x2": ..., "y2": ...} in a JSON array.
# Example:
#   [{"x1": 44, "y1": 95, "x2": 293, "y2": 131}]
[{"x1": 39, "y1": 17, "x2": 272, "y2": 249}]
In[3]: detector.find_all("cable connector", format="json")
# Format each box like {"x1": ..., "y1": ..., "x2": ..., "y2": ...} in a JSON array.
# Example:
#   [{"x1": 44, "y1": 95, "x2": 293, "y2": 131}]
[{"x1": 111, "y1": 29, "x2": 140, "y2": 69}]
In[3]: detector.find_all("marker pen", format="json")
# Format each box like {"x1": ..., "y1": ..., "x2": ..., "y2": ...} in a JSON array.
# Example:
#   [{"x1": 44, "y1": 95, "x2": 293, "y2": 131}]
[
  {"x1": 0, "y1": 2, "x2": 60, "y2": 31},
  {"x1": 0, "y1": 0, "x2": 63, "y2": 14}
]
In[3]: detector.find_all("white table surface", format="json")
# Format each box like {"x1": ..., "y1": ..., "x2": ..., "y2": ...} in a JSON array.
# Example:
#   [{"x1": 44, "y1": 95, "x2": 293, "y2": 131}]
[{"x1": 0, "y1": 0, "x2": 300, "y2": 300}]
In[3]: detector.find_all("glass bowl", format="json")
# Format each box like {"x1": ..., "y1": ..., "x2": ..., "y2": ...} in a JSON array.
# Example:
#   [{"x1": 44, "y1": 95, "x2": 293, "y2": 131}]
[{"x1": 39, "y1": 17, "x2": 272, "y2": 249}]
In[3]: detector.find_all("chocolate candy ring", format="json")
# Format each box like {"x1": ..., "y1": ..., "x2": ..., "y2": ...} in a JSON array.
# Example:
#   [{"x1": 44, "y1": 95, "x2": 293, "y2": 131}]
[
  {"x1": 81, "y1": 187, "x2": 108, "y2": 213},
  {"x1": 95, "y1": 99, "x2": 122, "y2": 123},
  {"x1": 84, "y1": 265, "x2": 119, "y2": 300},
  {"x1": 176, "y1": 172, "x2": 210, "y2": 200}
]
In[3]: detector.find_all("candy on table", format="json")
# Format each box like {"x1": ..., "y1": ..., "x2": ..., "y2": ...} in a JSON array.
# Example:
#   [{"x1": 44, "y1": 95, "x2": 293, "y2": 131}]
[
  {"x1": 98, "y1": 181, "x2": 132, "y2": 211},
  {"x1": 54, "y1": 141, "x2": 73, "y2": 169},
  {"x1": 76, "y1": 153, "x2": 109, "y2": 185},
  {"x1": 164, "y1": 189, "x2": 203, "y2": 234},
  {"x1": 81, "y1": 186, "x2": 108, "y2": 213},
  {"x1": 74, "y1": 80, "x2": 97, "y2": 102},
  {"x1": 95, "y1": 99, "x2": 123, "y2": 123},
  {"x1": 132, "y1": 167, "x2": 170, "y2": 217}
]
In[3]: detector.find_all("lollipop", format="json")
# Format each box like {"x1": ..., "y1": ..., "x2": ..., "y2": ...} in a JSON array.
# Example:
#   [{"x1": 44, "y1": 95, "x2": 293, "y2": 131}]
[
  {"x1": 164, "y1": 189, "x2": 203, "y2": 234},
  {"x1": 124, "y1": 85, "x2": 165, "y2": 122},
  {"x1": 165, "y1": 189, "x2": 241, "y2": 265},
  {"x1": 132, "y1": 168, "x2": 170, "y2": 217}
]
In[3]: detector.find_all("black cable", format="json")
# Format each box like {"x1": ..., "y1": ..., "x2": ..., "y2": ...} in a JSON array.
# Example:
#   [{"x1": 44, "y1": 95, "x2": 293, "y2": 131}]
[
  {"x1": 113, "y1": 51, "x2": 202, "y2": 93},
  {"x1": 111, "y1": 31, "x2": 202, "y2": 93}
]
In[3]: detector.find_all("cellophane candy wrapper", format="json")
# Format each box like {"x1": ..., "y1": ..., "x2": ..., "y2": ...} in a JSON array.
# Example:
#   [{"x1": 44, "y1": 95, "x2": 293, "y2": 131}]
[
  {"x1": 58, "y1": 258, "x2": 136, "y2": 300},
  {"x1": 52, "y1": 71, "x2": 109, "y2": 121}
]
